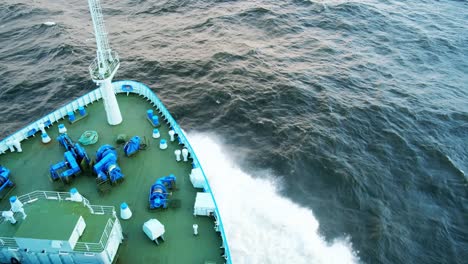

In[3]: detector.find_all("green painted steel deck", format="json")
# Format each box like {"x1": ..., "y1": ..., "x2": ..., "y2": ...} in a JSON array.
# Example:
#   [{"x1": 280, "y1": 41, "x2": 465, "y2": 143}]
[
  {"x1": 15, "y1": 204, "x2": 80, "y2": 241},
  {"x1": 0, "y1": 94, "x2": 223, "y2": 263},
  {"x1": 12, "y1": 201, "x2": 108, "y2": 244}
]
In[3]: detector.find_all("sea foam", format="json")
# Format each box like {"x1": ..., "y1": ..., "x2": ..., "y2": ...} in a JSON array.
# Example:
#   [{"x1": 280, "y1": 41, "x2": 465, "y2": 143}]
[{"x1": 188, "y1": 133, "x2": 359, "y2": 264}]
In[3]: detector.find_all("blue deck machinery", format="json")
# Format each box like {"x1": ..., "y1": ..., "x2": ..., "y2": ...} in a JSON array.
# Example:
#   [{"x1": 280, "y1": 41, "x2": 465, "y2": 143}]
[
  {"x1": 50, "y1": 134, "x2": 90, "y2": 184},
  {"x1": 123, "y1": 136, "x2": 147, "y2": 157},
  {"x1": 0, "y1": 166, "x2": 14, "y2": 199},
  {"x1": 149, "y1": 175, "x2": 176, "y2": 209},
  {"x1": 94, "y1": 145, "x2": 124, "y2": 190},
  {"x1": 123, "y1": 136, "x2": 141, "y2": 156}
]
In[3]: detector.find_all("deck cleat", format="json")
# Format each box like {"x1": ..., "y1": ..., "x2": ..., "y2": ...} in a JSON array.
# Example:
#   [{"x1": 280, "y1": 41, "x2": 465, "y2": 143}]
[
  {"x1": 182, "y1": 148, "x2": 189, "y2": 162},
  {"x1": 168, "y1": 130, "x2": 175, "y2": 142},
  {"x1": 174, "y1": 149, "x2": 181, "y2": 162}
]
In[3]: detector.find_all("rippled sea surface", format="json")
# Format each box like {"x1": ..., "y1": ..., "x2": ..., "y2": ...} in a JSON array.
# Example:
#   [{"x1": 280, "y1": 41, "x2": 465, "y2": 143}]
[{"x1": 1, "y1": 0, "x2": 467, "y2": 263}]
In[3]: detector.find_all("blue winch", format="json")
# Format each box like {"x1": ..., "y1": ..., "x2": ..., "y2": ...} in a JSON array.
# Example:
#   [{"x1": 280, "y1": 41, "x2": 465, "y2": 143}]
[
  {"x1": 50, "y1": 134, "x2": 90, "y2": 183},
  {"x1": 94, "y1": 145, "x2": 124, "y2": 184},
  {"x1": 123, "y1": 136, "x2": 141, "y2": 157},
  {"x1": 123, "y1": 136, "x2": 147, "y2": 157},
  {"x1": 149, "y1": 175, "x2": 176, "y2": 209},
  {"x1": 0, "y1": 166, "x2": 14, "y2": 194}
]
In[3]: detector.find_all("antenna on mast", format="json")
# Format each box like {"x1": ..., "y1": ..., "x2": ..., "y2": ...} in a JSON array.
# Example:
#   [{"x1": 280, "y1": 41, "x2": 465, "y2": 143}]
[{"x1": 88, "y1": 0, "x2": 122, "y2": 125}]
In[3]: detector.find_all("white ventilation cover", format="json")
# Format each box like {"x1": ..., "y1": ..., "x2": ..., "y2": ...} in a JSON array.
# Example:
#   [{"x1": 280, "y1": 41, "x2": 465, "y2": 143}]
[
  {"x1": 143, "y1": 219, "x2": 165, "y2": 241},
  {"x1": 190, "y1": 168, "x2": 205, "y2": 189},
  {"x1": 194, "y1": 192, "x2": 215, "y2": 216}
]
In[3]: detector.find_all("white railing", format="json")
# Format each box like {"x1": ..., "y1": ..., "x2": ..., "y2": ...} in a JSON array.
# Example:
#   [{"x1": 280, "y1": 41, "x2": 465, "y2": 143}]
[
  {"x1": 0, "y1": 237, "x2": 18, "y2": 248},
  {"x1": 0, "y1": 80, "x2": 232, "y2": 263},
  {"x1": 0, "y1": 88, "x2": 103, "y2": 154},
  {"x1": 17, "y1": 190, "x2": 70, "y2": 204},
  {"x1": 74, "y1": 218, "x2": 116, "y2": 253},
  {"x1": 0, "y1": 190, "x2": 116, "y2": 251},
  {"x1": 9, "y1": 190, "x2": 115, "y2": 216},
  {"x1": 14, "y1": 190, "x2": 115, "y2": 217},
  {"x1": 88, "y1": 51, "x2": 119, "y2": 80},
  {"x1": 88, "y1": 204, "x2": 115, "y2": 215}
]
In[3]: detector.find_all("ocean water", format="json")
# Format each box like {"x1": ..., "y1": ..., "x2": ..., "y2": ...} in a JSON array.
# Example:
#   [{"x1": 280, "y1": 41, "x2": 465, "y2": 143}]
[{"x1": 0, "y1": 0, "x2": 467, "y2": 263}]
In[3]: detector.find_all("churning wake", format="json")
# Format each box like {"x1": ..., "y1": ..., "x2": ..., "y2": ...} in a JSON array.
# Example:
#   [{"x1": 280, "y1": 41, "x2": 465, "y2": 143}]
[{"x1": 188, "y1": 133, "x2": 359, "y2": 264}]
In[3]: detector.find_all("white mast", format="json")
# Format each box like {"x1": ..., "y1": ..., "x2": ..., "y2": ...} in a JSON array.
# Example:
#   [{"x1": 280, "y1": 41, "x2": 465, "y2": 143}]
[{"x1": 88, "y1": 0, "x2": 122, "y2": 125}]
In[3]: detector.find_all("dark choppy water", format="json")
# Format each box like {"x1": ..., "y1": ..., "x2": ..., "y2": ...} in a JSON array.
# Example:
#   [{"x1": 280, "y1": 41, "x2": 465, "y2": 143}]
[{"x1": 1, "y1": 0, "x2": 467, "y2": 263}]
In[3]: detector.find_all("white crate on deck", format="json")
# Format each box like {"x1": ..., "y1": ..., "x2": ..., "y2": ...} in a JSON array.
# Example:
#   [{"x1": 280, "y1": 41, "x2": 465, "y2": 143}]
[
  {"x1": 143, "y1": 219, "x2": 165, "y2": 241},
  {"x1": 194, "y1": 192, "x2": 215, "y2": 216},
  {"x1": 190, "y1": 167, "x2": 206, "y2": 189}
]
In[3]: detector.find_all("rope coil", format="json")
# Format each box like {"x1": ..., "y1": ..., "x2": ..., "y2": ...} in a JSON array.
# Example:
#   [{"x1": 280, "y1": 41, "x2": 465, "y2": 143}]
[{"x1": 78, "y1": 131, "x2": 99, "y2": 145}]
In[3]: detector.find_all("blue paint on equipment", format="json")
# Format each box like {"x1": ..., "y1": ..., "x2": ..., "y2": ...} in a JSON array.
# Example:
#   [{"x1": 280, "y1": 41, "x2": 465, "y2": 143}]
[
  {"x1": 78, "y1": 106, "x2": 86, "y2": 116},
  {"x1": 152, "y1": 116, "x2": 159, "y2": 126},
  {"x1": 50, "y1": 134, "x2": 90, "y2": 183},
  {"x1": 121, "y1": 84, "x2": 133, "y2": 92},
  {"x1": 147, "y1": 109, "x2": 153, "y2": 119},
  {"x1": 58, "y1": 123, "x2": 67, "y2": 133},
  {"x1": 0, "y1": 166, "x2": 14, "y2": 194},
  {"x1": 27, "y1": 128, "x2": 37, "y2": 137},
  {"x1": 68, "y1": 112, "x2": 76, "y2": 122},
  {"x1": 94, "y1": 145, "x2": 124, "y2": 184},
  {"x1": 149, "y1": 175, "x2": 176, "y2": 209},
  {"x1": 123, "y1": 136, "x2": 141, "y2": 157}
]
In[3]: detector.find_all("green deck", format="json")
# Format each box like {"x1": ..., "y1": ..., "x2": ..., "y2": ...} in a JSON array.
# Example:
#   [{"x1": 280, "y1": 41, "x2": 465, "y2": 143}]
[
  {"x1": 15, "y1": 203, "x2": 81, "y2": 241},
  {"x1": 12, "y1": 200, "x2": 108, "y2": 243},
  {"x1": 0, "y1": 94, "x2": 223, "y2": 263}
]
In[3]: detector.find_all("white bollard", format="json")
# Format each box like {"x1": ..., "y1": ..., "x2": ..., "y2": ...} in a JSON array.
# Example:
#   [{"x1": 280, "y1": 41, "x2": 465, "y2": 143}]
[
  {"x1": 41, "y1": 133, "x2": 51, "y2": 144},
  {"x1": 174, "y1": 150, "x2": 181, "y2": 162},
  {"x1": 169, "y1": 130, "x2": 175, "y2": 142},
  {"x1": 152, "y1": 129, "x2": 160, "y2": 139},
  {"x1": 193, "y1": 224, "x2": 198, "y2": 236},
  {"x1": 58, "y1": 124, "x2": 67, "y2": 134},
  {"x1": 70, "y1": 188, "x2": 83, "y2": 202},
  {"x1": 160, "y1": 139, "x2": 168, "y2": 150},
  {"x1": 120, "y1": 203, "x2": 132, "y2": 220},
  {"x1": 182, "y1": 148, "x2": 189, "y2": 162}
]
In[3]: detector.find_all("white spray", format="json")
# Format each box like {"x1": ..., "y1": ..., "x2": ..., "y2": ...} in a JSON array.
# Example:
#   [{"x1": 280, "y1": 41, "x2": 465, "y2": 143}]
[{"x1": 188, "y1": 133, "x2": 359, "y2": 264}]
